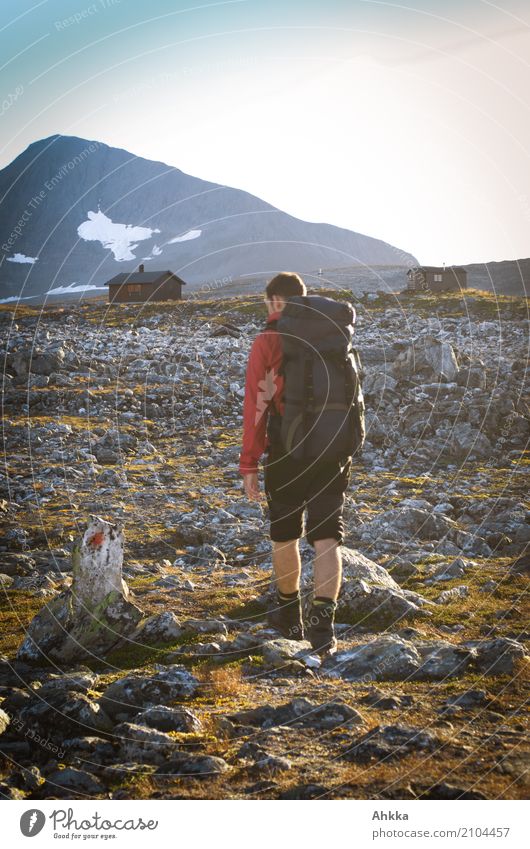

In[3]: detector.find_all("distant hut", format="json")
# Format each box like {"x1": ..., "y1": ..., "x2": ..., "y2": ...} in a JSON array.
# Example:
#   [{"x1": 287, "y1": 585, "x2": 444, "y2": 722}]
[
  {"x1": 407, "y1": 265, "x2": 467, "y2": 293},
  {"x1": 106, "y1": 265, "x2": 186, "y2": 303}
]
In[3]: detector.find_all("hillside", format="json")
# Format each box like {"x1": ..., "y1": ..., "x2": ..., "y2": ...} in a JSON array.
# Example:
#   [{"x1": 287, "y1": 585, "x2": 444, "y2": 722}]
[
  {"x1": 0, "y1": 288, "x2": 528, "y2": 800},
  {"x1": 0, "y1": 135, "x2": 417, "y2": 302}
]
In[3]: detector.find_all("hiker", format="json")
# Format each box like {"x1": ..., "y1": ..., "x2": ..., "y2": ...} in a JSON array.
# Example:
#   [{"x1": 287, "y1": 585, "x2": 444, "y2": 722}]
[{"x1": 239, "y1": 272, "x2": 364, "y2": 654}]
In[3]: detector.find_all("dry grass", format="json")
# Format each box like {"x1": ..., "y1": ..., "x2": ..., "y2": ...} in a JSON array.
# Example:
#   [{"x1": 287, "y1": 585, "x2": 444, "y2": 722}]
[{"x1": 200, "y1": 663, "x2": 253, "y2": 699}]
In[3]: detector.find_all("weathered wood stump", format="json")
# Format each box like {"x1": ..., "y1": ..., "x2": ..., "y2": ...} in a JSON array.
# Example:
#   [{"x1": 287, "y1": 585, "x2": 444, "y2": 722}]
[{"x1": 17, "y1": 516, "x2": 143, "y2": 664}]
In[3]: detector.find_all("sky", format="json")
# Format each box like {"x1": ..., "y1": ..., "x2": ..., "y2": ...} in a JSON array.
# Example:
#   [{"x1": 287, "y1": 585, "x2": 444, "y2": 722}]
[{"x1": 1, "y1": 0, "x2": 529, "y2": 266}]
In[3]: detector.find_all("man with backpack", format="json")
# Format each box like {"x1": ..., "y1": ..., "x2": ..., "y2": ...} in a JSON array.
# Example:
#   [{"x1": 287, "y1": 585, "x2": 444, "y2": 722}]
[{"x1": 239, "y1": 272, "x2": 364, "y2": 655}]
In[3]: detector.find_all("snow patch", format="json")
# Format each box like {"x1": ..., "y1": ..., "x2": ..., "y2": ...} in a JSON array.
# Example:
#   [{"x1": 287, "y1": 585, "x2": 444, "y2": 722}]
[
  {"x1": 0, "y1": 295, "x2": 33, "y2": 304},
  {"x1": 77, "y1": 209, "x2": 160, "y2": 262},
  {"x1": 168, "y1": 229, "x2": 201, "y2": 244},
  {"x1": 6, "y1": 253, "x2": 38, "y2": 264},
  {"x1": 0, "y1": 282, "x2": 107, "y2": 304},
  {"x1": 46, "y1": 282, "x2": 107, "y2": 296}
]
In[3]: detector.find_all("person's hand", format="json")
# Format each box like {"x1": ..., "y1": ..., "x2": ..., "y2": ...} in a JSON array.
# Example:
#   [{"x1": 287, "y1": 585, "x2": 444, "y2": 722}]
[{"x1": 243, "y1": 472, "x2": 262, "y2": 501}]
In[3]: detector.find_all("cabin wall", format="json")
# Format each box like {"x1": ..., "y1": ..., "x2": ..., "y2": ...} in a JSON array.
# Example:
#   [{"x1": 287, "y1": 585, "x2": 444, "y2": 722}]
[
  {"x1": 426, "y1": 271, "x2": 467, "y2": 292},
  {"x1": 108, "y1": 279, "x2": 183, "y2": 303}
]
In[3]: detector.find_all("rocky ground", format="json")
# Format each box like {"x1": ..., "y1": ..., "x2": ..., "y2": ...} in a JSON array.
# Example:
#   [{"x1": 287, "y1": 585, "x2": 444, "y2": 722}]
[{"x1": 0, "y1": 287, "x2": 528, "y2": 800}]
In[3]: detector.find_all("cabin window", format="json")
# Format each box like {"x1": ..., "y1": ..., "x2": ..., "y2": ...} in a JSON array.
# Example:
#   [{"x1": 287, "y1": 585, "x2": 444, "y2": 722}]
[
  {"x1": 127, "y1": 284, "x2": 142, "y2": 295},
  {"x1": 433, "y1": 274, "x2": 443, "y2": 282}
]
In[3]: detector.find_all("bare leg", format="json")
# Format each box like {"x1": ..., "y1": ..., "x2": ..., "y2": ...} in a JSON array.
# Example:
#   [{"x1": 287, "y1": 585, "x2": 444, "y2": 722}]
[
  {"x1": 272, "y1": 539, "x2": 301, "y2": 594},
  {"x1": 313, "y1": 538, "x2": 342, "y2": 600}
]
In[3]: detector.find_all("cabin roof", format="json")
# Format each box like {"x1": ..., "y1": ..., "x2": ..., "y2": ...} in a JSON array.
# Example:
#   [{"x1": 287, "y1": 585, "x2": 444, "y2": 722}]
[
  {"x1": 408, "y1": 265, "x2": 467, "y2": 274},
  {"x1": 106, "y1": 270, "x2": 187, "y2": 286}
]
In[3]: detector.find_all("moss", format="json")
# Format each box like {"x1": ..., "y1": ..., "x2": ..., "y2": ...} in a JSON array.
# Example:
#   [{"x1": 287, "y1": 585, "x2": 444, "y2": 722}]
[{"x1": 0, "y1": 591, "x2": 45, "y2": 657}]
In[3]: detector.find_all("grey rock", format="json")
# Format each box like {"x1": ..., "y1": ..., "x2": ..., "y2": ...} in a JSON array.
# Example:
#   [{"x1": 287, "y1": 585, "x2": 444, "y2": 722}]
[
  {"x1": 430, "y1": 557, "x2": 475, "y2": 582},
  {"x1": 464, "y1": 637, "x2": 527, "y2": 675},
  {"x1": 99, "y1": 665, "x2": 198, "y2": 720},
  {"x1": 155, "y1": 753, "x2": 229, "y2": 777},
  {"x1": 450, "y1": 423, "x2": 492, "y2": 460},
  {"x1": 20, "y1": 690, "x2": 113, "y2": 735},
  {"x1": 413, "y1": 641, "x2": 476, "y2": 679},
  {"x1": 305, "y1": 547, "x2": 433, "y2": 628},
  {"x1": 136, "y1": 705, "x2": 201, "y2": 733},
  {"x1": 445, "y1": 689, "x2": 490, "y2": 709},
  {"x1": 342, "y1": 723, "x2": 441, "y2": 763},
  {"x1": 115, "y1": 721, "x2": 179, "y2": 765},
  {"x1": 327, "y1": 635, "x2": 423, "y2": 682},
  {"x1": 228, "y1": 697, "x2": 363, "y2": 730},
  {"x1": 182, "y1": 618, "x2": 228, "y2": 636},
  {"x1": 435, "y1": 585, "x2": 470, "y2": 604},
  {"x1": 135, "y1": 611, "x2": 183, "y2": 643},
  {"x1": 45, "y1": 767, "x2": 104, "y2": 796},
  {"x1": 261, "y1": 639, "x2": 318, "y2": 669}
]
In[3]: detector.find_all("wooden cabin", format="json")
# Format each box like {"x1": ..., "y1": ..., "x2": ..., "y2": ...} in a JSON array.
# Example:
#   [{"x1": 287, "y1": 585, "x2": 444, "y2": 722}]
[
  {"x1": 106, "y1": 265, "x2": 186, "y2": 303},
  {"x1": 407, "y1": 265, "x2": 467, "y2": 293}
]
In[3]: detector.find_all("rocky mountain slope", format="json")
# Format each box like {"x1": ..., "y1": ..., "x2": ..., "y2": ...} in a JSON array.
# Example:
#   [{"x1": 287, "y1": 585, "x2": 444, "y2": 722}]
[
  {"x1": 0, "y1": 135, "x2": 417, "y2": 302},
  {"x1": 0, "y1": 288, "x2": 528, "y2": 800}
]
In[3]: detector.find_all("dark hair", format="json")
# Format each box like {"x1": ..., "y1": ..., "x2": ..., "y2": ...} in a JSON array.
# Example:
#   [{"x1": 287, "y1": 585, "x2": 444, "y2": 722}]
[{"x1": 265, "y1": 272, "x2": 307, "y2": 300}]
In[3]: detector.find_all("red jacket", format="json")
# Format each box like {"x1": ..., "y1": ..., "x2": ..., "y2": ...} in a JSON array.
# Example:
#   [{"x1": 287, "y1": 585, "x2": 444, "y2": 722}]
[{"x1": 239, "y1": 311, "x2": 285, "y2": 475}]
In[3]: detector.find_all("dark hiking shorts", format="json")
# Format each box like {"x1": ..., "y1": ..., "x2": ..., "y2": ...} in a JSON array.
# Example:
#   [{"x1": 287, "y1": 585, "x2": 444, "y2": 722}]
[{"x1": 263, "y1": 446, "x2": 352, "y2": 547}]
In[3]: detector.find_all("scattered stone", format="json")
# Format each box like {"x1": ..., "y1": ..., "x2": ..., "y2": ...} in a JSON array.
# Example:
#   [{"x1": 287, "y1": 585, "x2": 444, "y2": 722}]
[{"x1": 435, "y1": 585, "x2": 470, "y2": 604}]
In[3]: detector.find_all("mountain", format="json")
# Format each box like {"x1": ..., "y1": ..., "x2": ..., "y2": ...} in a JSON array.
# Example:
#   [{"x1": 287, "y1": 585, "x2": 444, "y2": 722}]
[
  {"x1": 462, "y1": 258, "x2": 529, "y2": 297},
  {"x1": 0, "y1": 134, "x2": 417, "y2": 301}
]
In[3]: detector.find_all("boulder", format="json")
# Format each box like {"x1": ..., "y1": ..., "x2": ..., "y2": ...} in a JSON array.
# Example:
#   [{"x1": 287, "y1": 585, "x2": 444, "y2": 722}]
[
  {"x1": 341, "y1": 724, "x2": 441, "y2": 763},
  {"x1": 304, "y1": 548, "x2": 434, "y2": 628},
  {"x1": 115, "y1": 722, "x2": 180, "y2": 765},
  {"x1": 135, "y1": 705, "x2": 201, "y2": 733},
  {"x1": 326, "y1": 635, "x2": 478, "y2": 682},
  {"x1": 463, "y1": 637, "x2": 527, "y2": 675},
  {"x1": 392, "y1": 337, "x2": 459, "y2": 382},
  {"x1": 45, "y1": 767, "x2": 104, "y2": 796},
  {"x1": 326, "y1": 635, "x2": 423, "y2": 682},
  {"x1": 135, "y1": 611, "x2": 183, "y2": 643},
  {"x1": 99, "y1": 664, "x2": 198, "y2": 720},
  {"x1": 450, "y1": 423, "x2": 492, "y2": 460},
  {"x1": 228, "y1": 697, "x2": 364, "y2": 730},
  {"x1": 261, "y1": 638, "x2": 320, "y2": 669},
  {"x1": 19, "y1": 690, "x2": 113, "y2": 736},
  {"x1": 155, "y1": 753, "x2": 229, "y2": 777},
  {"x1": 413, "y1": 640, "x2": 476, "y2": 679}
]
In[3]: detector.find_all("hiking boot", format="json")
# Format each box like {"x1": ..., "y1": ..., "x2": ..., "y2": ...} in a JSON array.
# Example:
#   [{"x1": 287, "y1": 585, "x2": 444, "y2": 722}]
[
  {"x1": 306, "y1": 600, "x2": 338, "y2": 656},
  {"x1": 267, "y1": 593, "x2": 305, "y2": 641}
]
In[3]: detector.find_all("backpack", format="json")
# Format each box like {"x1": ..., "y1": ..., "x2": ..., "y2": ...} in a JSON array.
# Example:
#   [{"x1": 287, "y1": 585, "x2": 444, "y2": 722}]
[{"x1": 266, "y1": 294, "x2": 365, "y2": 462}]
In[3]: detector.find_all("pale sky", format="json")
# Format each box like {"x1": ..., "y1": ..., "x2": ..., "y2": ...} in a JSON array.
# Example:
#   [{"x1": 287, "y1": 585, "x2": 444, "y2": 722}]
[{"x1": 1, "y1": 0, "x2": 529, "y2": 265}]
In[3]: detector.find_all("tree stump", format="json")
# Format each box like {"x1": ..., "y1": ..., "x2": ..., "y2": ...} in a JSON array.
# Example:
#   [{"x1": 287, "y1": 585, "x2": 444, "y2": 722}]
[{"x1": 17, "y1": 516, "x2": 143, "y2": 664}]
